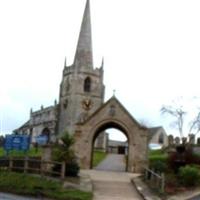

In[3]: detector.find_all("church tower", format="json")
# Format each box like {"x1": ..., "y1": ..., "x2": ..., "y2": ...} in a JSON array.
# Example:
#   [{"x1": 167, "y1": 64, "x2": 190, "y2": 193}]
[{"x1": 58, "y1": 0, "x2": 105, "y2": 135}]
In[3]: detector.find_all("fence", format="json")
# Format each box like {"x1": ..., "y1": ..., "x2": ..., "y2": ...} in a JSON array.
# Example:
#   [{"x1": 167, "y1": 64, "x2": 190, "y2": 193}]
[
  {"x1": 144, "y1": 167, "x2": 165, "y2": 192},
  {"x1": 0, "y1": 157, "x2": 66, "y2": 179}
]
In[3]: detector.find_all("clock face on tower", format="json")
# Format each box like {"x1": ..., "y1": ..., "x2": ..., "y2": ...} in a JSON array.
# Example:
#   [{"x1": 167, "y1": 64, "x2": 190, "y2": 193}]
[{"x1": 82, "y1": 99, "x2": 93, "y2": 111}]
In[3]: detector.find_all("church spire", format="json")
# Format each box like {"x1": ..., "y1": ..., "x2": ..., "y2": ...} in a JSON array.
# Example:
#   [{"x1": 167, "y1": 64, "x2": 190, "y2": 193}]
[
  {"x1": 64, "y1": 57, "x2": 67, "y2": 67},
  {"x1": 73, "y1": 0, "x2": 93, "y2": 68}
]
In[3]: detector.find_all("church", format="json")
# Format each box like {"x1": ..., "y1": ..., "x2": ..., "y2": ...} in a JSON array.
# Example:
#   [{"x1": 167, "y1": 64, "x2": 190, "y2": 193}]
[
  {"x1": 15, "y1": 0, "x2": 104, "y2": 143},
  {"x1": 15, "y1": 0, "x2": 149, "y2": 172}
]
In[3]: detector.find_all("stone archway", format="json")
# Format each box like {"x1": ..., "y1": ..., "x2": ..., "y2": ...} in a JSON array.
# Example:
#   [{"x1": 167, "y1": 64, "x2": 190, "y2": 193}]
[
  {"x1": 91, "y1": 120, "x2": 130, "y2": 171},
  {"x1": 73, "y1": 97, "x2": 148, "y2": 173}
]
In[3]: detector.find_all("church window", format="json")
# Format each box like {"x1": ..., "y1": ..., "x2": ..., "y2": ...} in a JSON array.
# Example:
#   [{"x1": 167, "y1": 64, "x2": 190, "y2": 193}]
[
  {"x1": 158, "y1": 133, "x2": 164, "y2": 144},
  {"x1": 84, "y1": 77, "x2": 91, "y2": 92},
  {"x1": 41, "y1": 128, "x2": 50, "y2": 143}
]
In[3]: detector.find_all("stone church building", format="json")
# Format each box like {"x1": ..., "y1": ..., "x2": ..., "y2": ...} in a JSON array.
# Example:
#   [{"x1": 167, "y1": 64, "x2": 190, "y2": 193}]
[{"x1": 15, "y1": 0, "x2": 148, "y2": 172}]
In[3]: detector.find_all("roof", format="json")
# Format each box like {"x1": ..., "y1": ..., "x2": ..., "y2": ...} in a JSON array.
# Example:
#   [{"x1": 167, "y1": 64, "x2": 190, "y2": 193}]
[
  {"x1": 148, "y1": 126, "x2": 163, "y2": 139},
  {"x1": 108, "y1": 139, "x2": 128, "y2": 147},
  {"x1": 13, "y1": 120, "x2": 30, "y2": 133}
]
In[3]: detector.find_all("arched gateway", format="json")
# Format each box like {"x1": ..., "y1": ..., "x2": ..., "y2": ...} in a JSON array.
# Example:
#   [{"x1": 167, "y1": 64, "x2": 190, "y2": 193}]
[{"x1": 73, "y1": 96, "x2": 148, "y2": 173}]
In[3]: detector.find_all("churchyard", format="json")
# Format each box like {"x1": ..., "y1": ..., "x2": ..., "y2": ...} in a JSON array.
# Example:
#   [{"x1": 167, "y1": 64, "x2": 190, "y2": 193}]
[{"x1": 2, "y1": 132, "x2": 200, "y2": 199}]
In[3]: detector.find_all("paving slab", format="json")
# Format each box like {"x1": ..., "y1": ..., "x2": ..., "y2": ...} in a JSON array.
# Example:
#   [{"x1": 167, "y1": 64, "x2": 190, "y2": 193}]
[
  {"x1": 95, "y1": 154, "x2": 126, "y2": 172},
  {"x1": 81, "y1": 170, "x2": 143, "y2": 200}
]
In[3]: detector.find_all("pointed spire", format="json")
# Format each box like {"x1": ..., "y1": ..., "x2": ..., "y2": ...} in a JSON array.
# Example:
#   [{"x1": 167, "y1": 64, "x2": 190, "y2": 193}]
[
  {"x1": 73, "y1": 0, "x2": 93, "y2": 68},
  {"x1": 101, "y1": 57, "x2": 104, "y2": 68},
  {"x1": 64, "y1": 57, "x2": 67, "y2": 67}
]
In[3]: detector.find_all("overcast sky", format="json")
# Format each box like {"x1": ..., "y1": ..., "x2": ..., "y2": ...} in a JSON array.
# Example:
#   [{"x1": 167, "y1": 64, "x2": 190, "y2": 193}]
[{"x1": 1, "y1": 0, "x2": 200, "y2": 140}]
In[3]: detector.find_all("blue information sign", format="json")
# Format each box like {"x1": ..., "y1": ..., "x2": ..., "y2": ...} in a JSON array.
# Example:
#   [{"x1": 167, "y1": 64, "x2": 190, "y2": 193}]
[
  {"x1": 4, "y1": 135, "x2": 30, "y2": 152},
  {"x1": 35, "y1": 135, "x2": 48, "y2": 145}
]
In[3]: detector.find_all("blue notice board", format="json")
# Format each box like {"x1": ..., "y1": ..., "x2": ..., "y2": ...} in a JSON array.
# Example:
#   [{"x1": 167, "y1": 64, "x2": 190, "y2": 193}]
[
  {"x1": 35, "y1": 135, "x2": 48, "y2": 145},
  {"x1": 4, "y1": 135, "x2": 30, "y2": 152}
]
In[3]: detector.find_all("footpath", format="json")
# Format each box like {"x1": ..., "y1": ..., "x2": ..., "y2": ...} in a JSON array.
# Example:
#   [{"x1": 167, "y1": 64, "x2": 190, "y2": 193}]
[
  {"x1": 0, "y1": 192, "x2": 43, "y2": 200},
  {"x1": 81, "y1": 170, "x2": 143, "y2": 200}
]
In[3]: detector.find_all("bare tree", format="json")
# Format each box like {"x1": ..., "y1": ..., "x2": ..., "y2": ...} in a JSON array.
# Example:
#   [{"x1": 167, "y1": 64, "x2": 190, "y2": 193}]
[
  {"x1": 189, "y1": 112, "x2": 200, "y2": 135},
  {"x1": 160, "y1": 105, "x2": 187, "y2": 138},
  {"x1": 161, "y1": 102, "x2": 200, "y2": 138}
]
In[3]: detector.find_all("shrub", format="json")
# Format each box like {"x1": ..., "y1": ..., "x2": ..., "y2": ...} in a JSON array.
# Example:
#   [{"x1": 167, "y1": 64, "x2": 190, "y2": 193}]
[
  {"x1": 168, "y1": 146, "x2": 200, "y2": 173},
  {"x1": 150, "y1": 160, "x2": 167, "y2": 173},
  {"x1": 165, "y1": 173, "x2": 179, "y2": 188},
  {"x1": 52, "y1": 131, "x2": 80, "y2": 177},
  {"x1": 178, "y1": 165, "x2": 200, "y2": 187},
  {"x1": 149, "y1": 150, "x2": 168, "y2": 173},
  {"x1": 65, "y1": 160, "x2": 80, "y2": 177}
]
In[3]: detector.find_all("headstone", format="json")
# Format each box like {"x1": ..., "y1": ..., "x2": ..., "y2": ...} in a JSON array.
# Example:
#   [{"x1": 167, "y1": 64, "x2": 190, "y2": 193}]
[
  {"x1": 182, "y1": 137, "x2": 187, "y2": 145},
  {"x1": 175, "y1": 137, "x2": 180, "y2": 145},
  {"x1": 168, "y1": 135, "x2": 174, "y2": 146},
  {"x1": 189, "y1": 134, "x2": 195, "y2": 145},
  {"x1": 197, "y1": 137, "x2": 200, "y2": 145}
]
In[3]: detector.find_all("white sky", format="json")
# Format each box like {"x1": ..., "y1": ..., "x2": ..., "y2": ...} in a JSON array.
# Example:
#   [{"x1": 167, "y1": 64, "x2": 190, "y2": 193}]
[{"x1": 1, "y1": 0, "x2": 200, "y2": 140}]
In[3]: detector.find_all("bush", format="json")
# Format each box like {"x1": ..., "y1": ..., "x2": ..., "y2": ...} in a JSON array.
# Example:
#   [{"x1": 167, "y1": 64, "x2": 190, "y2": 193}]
[
  {"x1": 168, "y1": 146, "x2": 200, "y2": 173},
  {"x1": 178, "y1": 165, "x2": 200, "y2": 187},
  {"x1": 52, "y1": 131, "x2": 80, "y2": 177},
  {"x1": 150, "y1": 160, "x2": 167, "y2": 173},
  {"x1": 65, "y1": 160, "x2": 80, "y2": 177},
  {"x1": 149, "y1": 150, "x2": 168, "y2": 173}
]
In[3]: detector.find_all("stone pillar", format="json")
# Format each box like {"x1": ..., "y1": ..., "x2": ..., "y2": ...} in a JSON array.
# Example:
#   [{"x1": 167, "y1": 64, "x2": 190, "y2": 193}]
[
  {"x1": 189, "y1": 134, "x2": 195, "y2": 145},
  {"x1": 175, "y1": 137, "x2": 180, "y2": 145},
  {"x1": 41, "y1": 145, "x2": 52, "y2": 172},
  {"x1": 168, "y1": 135, "x2": 174, "y2": 146}
]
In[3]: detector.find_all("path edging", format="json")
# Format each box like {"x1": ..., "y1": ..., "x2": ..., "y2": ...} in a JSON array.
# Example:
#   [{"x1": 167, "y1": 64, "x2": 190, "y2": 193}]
[{"x1": 131, "y1": 176, "x2": 161, "y2": 200}]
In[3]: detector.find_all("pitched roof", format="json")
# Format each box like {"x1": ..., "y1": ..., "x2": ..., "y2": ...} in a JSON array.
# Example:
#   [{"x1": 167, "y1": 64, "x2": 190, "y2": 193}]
[{"x1": 148, "y1": 126, "x2": 163, "y2": 139}]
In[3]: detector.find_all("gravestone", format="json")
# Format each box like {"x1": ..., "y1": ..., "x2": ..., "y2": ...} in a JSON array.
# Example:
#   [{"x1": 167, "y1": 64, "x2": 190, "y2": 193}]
[
  {"x1": 189, "y1": 134, "x2": 195, "y2": 145},
  {"x1": 168, "y1": 135, "x2": 174, "y2": 146},
  {"x1": 182, "y1": 137, "x2": 187, "y2": 145},
  {"x1": 197, "y1": 138, "x2": 200, "y2": 145},
  {"x1": 175, "y1": 137, "x2": 180, "y2": 145}
]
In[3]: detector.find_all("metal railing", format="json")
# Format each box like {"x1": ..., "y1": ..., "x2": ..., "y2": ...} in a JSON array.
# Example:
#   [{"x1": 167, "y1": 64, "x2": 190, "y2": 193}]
[
  {"x1": 0, "y1": 157, "x2": 66, "y2": 179},
  {"x1": 144, "y1": 167, "x2": 165, "y2": 192}
]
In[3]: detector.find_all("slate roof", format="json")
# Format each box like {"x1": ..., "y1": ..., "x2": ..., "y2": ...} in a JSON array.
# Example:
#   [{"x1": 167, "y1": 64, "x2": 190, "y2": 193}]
[{"x1": 148, "y1": 126, "x2": 163, "y2": 140}]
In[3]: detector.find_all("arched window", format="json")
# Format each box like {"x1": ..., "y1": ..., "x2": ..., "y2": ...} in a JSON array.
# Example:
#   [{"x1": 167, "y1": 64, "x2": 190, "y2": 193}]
[
  {"x1": 158, "y1": 133, "x2": 164, "y2": 144},
  {"x1": 84, "y1": 77, "x2": 91, "y2": 92},
  {"x1": 41, "y1": 128, "x2": 50, "y2": 143}
]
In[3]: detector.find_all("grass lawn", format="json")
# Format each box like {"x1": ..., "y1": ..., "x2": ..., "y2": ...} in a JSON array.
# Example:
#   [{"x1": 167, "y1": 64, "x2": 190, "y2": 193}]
[
  {"x1": 92, "y1": 150, "x2": 107, "y2": 167},
  {"x1": 0, "y1": 147, "x2": 42, "y2": 157},
  {"x1": 0, "y1": 171, "x2": 92, "y2": 200},
  {"x1": 149, "y1": 149, "x2": 168, "y2": 163}
]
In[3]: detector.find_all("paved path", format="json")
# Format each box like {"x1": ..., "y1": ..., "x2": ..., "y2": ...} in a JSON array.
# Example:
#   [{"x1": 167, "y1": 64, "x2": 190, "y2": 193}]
[
  {"x1": 95, "y1": 153, "x2": 126, "y2": 172},
  {"x1": 0, "y1": 193, "x2": 41, "y2": 200},
  {"x1": 81, "y1": 170, "x2": 143, "y2": 200}
]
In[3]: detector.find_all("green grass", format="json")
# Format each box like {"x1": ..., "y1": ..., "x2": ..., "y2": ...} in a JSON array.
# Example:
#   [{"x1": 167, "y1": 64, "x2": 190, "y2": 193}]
[
  {"x1": 149, "y1": 149, "x2": 168, "y2": 168},
  {"x1": 0, "y1": 147, "x2": 42, "y2": 157},
  {"x1": 0, "y1": 148, "x2": 4, "y2": 156},
  {"x1": 0, "y1": 171, "x2": 92, "y2": 200},
  {"x1": 92, "y1": 150, "x2": 107, "y2": 167}
]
